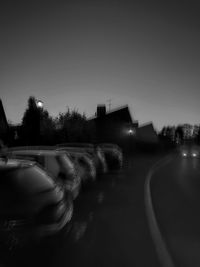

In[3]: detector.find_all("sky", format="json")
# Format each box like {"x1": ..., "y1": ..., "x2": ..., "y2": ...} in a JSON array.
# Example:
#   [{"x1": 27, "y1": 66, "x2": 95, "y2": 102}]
[{"x1": 1, "y1": 0, "x2": 200, "y2": 131}]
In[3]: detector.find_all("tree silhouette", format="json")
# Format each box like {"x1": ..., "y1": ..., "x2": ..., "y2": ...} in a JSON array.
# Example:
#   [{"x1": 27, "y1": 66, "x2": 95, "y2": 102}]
[
  {"x1": 21, "y1": 96, "x2": 55, "y2": 145},
  {"x1": 175, "y1": 125, "x2": 184, "y2": 145},
  {"x1": 55, "y1": 108, "x2": 95, "y2": 143}
]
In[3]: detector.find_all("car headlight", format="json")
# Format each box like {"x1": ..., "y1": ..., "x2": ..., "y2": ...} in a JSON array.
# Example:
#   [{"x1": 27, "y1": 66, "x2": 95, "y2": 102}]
[
  {"x1": 192, "y1": 153, "x2": 197, "y2": 157},
  {"x1": 182, "y1": 153, "x2": 187, "y2": 157}
]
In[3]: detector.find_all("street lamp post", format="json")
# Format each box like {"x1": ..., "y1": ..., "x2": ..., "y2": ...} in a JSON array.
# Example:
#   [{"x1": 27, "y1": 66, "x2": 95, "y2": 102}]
[
  {"x1": 128, "y1": 129, "x2": 134, "y2": 135},
  {"x1": 127, "y1": 126, "x2": 136, "y2": 168},
  {"x1": 36, "y1": 99, "x2": 44, "y2": 144},
  {"x1": 128, "y1": 128, "x2": 134, "y2": 154},
  {"x1": 127, "y1": 125, "x2": 137, "y2": 153}
]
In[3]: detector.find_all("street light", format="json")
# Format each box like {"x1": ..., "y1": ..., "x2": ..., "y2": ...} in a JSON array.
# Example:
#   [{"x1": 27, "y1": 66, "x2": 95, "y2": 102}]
[
  {"x1": 128, "y1": 129, "x2": 134, "y2": 135},
  {"x1": 36, "y1": 100, "x2": 44, "y2": 109},
  {"x1": 127, "y1": 127, "x2": 136, "y2": 156},
  {"x1": 35, "y1": 99, "x2": 44, "y2": 144}
]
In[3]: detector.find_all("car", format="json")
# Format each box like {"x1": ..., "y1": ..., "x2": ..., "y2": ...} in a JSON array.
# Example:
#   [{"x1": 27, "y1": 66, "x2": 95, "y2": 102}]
[
  {"x1": 181, "y1": 148, "x2": 200, "y2": 158},
  {"x1": 6, "y1": 147, "x2": 81, "y2": 199},
  {"x1": 56, "y1": 143, "x2": 108, "y2": 174},
  {"x1": 57, "y1": 149, "x2": 96, "y2": 184},
  {"x1": 179, "y1": 141, "x2": 200, "y2": 158},
  {"x1": 0, "y1": 157, "x2": 73, "y2": 251},
  {"x1": 98, "y1": 143, "x2": 123, "y2": 170}
]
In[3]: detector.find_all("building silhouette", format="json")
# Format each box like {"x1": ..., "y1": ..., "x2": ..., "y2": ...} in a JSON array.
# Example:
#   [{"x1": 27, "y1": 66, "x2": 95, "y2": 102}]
[
  {"x1": 0, "y1": 99, "x2": 9, "y2": 143},
  {"x1": 135, "y1": 122, "x2": 158, "y2": 144},
  {"x1": 88, "y1": 104, "x2": 138, "y2": 149},
  {"x1": 88, "y1": 104, "x2": 159, "y2": 151}
]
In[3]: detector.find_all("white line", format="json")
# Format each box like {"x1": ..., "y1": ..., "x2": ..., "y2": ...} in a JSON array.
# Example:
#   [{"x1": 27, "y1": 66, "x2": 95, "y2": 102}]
[{"x1": 144, "y1": 155, "x2": 175, "y2": 267}]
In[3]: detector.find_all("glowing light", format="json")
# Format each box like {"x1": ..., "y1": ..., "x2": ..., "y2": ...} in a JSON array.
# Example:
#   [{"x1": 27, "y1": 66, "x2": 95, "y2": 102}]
[
  {"x1": 128, "y1": 128, "x2": 136, "y2": 136},
  {"x1": 192, "y1": 153, "x2": 197, "y2": 157},
  {"x1": 36, "y1": 100, "x2": 43, "y2": 108},
  {"x1": 128, "y1": 129, "x2": 134, "y2": 135},
  {"x1": 182, "y1": 153, "x2": 187, "y2": 157}
]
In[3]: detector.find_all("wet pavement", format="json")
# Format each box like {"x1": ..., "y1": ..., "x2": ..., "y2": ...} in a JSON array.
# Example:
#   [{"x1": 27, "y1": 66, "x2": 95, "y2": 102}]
[{"x1": 5, "y1": 153, "x2": 164, "y2": 267}]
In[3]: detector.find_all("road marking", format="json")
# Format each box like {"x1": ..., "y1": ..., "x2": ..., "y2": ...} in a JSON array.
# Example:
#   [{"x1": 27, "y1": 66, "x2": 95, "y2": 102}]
[{"x1": 144, "y1": 154, "x2": 175, "y2": 267}]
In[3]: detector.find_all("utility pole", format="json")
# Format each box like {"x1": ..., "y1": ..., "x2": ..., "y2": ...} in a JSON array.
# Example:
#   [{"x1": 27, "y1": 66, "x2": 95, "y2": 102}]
[{"x1": 107, "y1": 98, "x2": 112, "y2": 111}]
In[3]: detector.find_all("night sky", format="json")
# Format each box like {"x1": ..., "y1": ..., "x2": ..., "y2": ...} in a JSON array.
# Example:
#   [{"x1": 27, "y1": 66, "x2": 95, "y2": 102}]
[{"x1": 1, "y1": 0, "x2": 200, "y2": 130}]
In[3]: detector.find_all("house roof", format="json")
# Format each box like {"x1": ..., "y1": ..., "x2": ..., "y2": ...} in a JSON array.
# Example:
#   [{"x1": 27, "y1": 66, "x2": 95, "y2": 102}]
[{"x1": 88, "y1": 105, "x2": 134, "y2": 123}]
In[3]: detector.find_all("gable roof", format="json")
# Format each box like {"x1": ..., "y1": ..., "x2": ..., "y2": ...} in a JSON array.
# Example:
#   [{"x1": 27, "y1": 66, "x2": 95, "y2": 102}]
[{"x1": 88, "y1": 105, "x2": 134, "y2": 123}]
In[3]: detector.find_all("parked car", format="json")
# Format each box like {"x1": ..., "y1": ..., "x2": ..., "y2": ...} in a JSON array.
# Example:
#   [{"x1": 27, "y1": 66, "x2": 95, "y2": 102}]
[
  {"x1": 7, "y1": 147, "x2": 81, "y2": 199},
  {"x1": 56, "y1": 143, "x2": 108, "y2": 174},
  {"x1": 0, "y1": 157, "x2": 73, "y2": 251},
  {"x1": 98, "y1": 143, "x2": 123, "y2": 169},
  {"x1": 57, "y1": 149, "x2": 96, "y2": 184}
]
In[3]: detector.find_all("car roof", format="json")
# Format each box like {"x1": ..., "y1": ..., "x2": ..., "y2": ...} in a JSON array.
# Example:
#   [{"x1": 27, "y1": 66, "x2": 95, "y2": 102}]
[
  {"x1": 8, "y1": 146, "x2": 56, "y2": 150},
  {"x1": 99, "y1": 143, "x2": 121, "y2": 149},
  {"x1": 57, "y1": 148, "x2": 90, "y2": 155},
  {"x1": 7, "y1": 148, "x2": 66, "y2": 156},
  {"x1": 57, "y1": 143, "x2": 94, "y2": 148},
  {"x1": 57, "y1": 146, "x2": 94, "y2": 152}
]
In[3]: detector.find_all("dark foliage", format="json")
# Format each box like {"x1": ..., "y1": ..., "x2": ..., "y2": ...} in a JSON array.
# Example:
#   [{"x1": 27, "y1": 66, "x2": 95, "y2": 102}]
[
  {"x1": 15, "y1": 98, "x2": 96, "y2": 146},
  {"x1": 19, "y1": 96, "x2": 55, "y2": 145}
]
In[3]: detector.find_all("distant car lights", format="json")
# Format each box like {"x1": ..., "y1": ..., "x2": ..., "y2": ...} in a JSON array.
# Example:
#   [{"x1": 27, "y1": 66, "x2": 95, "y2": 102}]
[{"x1": 182, "y1": 152, "x2": 198, "y2": 158}]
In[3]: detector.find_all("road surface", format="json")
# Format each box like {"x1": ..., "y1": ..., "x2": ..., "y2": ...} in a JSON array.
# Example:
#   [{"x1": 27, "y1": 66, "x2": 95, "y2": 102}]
[
  {"x1": 7, "y1": 151, "x2": 200, "y2": 267},
  {"x1": 150, "y1": 153, "x2": 200, "y2": 267}
]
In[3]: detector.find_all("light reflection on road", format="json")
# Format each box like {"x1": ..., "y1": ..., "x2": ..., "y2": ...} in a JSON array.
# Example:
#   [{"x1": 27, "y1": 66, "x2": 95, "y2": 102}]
[
  {"x1": 97, "y1": 192, "x2": 104, "y2": 203},
  {"x1": 175, "y1": 157, "x2": 200, "y2": 200}
]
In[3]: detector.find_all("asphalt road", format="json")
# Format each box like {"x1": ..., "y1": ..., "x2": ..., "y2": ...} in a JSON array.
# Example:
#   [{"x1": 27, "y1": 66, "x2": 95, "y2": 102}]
[
  {"x1": 6, "y1": 153, "x2": 167, "y2": 267},
  {"x1": 150, "y1": 153, "x2": 200, "y2": 267}
]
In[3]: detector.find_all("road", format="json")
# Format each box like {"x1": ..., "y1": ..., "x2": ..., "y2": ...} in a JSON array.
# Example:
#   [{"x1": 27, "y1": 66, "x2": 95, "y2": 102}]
[
  {"x1": 7, "y1": 153, "x2": 163, "y2": 267},
  {"x1": 7, "y1": 151, "x2": 200, "y2": 267},
  {"x1": 149, "y1": 153, "x2": 200, "y2": 267}
]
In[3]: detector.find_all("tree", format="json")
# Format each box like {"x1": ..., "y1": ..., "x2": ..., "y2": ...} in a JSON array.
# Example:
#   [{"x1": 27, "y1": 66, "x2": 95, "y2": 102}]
[
  {"x1": 39, "y1": 109, "x2": 56, "y2": 145},
  {"x1": 21, "y1": 96, "x2": 39, "y2": 144},
  {"x1": 196, "y1": 127, "x2": 200, "y2": 145},
  {"x1": 21, "y1": 96, "x2": 55, "y2": 145},
  {"x1": 175, "y1": 125, "x2": 184, "y2": 145},
  {"x1": 159, "y1": 126, "x2": 174, "y2": 141},
  {"x1": 55, "y1": 108, "x2": 95, "y2": 143}
]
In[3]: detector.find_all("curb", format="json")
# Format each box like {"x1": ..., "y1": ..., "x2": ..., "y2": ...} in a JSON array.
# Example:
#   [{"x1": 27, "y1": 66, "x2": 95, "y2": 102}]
[{"x1": 144, "y1": 155, "x2": 175, "y2": 267}]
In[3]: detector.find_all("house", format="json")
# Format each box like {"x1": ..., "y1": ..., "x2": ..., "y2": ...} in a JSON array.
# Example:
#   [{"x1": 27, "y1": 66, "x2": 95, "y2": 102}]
[
  {"x1": 136, "y1": 122, "x2": 159, "y2": 144},
  {"x1": 134, "y1": 122, "x2": 159, "y2": 152},
  {"x1": 0, "y1": 99, "x2": 9, "y2": 143},
  {"x1": 88, "y1": 104, "x2": 138, "y2": 149},
  {"x1": 88, "y1": 104, "x2": 160, "y2": 152}
]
